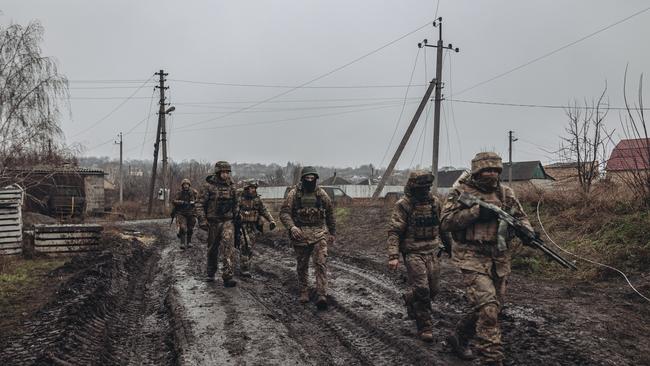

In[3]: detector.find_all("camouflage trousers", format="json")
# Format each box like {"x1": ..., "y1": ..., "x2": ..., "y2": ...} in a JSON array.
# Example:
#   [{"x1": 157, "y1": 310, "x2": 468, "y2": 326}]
[
  {"x1": 456, "y1": 267, "x2": 507, "y2": 363},
  {"x1": 238, "y1": 224, "x2": 259, "y2": 272},
  {"x1": 176, "y1": 213, "x2": 196, "y2": 242},
  {"x1": 206, "y1": 220, "x2": 235, "y2": 280},
  {"x1": 403, "y1": 252, "x2": 440, "y2": 331},
  {"x1": 293, "y1": 240, "x2": 328, "y2": 296}
]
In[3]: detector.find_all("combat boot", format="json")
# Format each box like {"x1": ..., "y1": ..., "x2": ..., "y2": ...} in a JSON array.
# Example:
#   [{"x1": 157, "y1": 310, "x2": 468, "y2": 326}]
[
  {"x1": 186, "y1": 232, "x2": 193, "y2": 248},
  {"x1": 179, "y1": 235, "x2": 186, "y2": 250},
  {"x1": 299, "y1": 289, "x2": 310, "y2": 303},
  {"x1": 240, "y1": 269, "x2": 252, "y2": 278},
  {"x1": 205, "y1": 275, "x2": 215, "y2": 283},
  {"x1": 447, "y1": 334, "x2": 474, "y2": 360},
  {"x1": 418, "y1": 329, "x2": 434, "y2": 343},
  {"x1": 223, "y1": 278, "x2": 237, "y2": 288},
  {"x1": 316, "y1": 295, "x2": 328, "y2": 310}
]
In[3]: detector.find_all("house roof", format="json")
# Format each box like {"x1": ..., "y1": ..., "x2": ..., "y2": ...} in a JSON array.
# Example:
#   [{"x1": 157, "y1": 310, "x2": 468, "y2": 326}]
[
  {"x1": 501, "y1": 161, "x2": 554, "y2": 181},
  {"x1": 605, "y1": 138, "x2": 650, "y2": 172},
  {"x1": 437, "y1": 170, "x2": 466, "y2": 188},
  {"x1": 8, "y1": 165, "x2": 105, "y2": 176},
  {"x1": 320, "y1": 175, "x2": 352, "y2": 185}
]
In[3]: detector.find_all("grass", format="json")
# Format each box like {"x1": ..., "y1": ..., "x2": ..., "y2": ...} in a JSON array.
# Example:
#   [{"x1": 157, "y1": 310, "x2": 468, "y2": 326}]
[
  {"x1": 0, "y1": 257, "x2": 67, "y2": 324},
  {"x1": 335, "y1": 206, "x2": 350, "y2": 224}
]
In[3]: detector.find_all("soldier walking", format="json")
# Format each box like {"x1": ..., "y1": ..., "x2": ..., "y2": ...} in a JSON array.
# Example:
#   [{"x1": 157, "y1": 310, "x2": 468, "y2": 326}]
[
  {"x1": 196, "y1": 161, "x2": 239, "y2": 287},
  {"x1": 386, "y1": 170, "x2": 451, "y2": 342},
  {"x1": 440, "y1": 152, "x2": 534, "y2": 366},
  {"x1": 172, "y1": 178, "x2": 198, "y2": 249},
  {"x1": 280, "y1": 166, "x2": 336, "y2": 310},
  {"x1": 236, "y1": 179, "x2": 277, "y2": 277}
]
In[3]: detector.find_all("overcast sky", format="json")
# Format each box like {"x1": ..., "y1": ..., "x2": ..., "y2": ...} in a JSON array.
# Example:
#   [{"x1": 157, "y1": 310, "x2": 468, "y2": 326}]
[{"x1": 2, "y1": 1, "x2": 650, "y2": 169}]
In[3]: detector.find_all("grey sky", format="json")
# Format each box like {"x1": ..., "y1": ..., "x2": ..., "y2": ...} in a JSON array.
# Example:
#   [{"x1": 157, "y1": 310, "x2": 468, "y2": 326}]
[{"x1": 2, "y1": 0, "x2": 649, "y2": 169}]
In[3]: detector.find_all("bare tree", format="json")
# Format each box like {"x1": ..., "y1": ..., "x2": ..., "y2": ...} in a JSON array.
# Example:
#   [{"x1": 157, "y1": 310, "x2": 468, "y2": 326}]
[
  {"x1": 0, "y1": 20, "x2": 69, "y2": 180},
  {"x1": 559, "y1": 84, "x2": 614, "y2": 194},
  {"x1": 619, "y1": 67, "x2": 650, "y2": 208}
]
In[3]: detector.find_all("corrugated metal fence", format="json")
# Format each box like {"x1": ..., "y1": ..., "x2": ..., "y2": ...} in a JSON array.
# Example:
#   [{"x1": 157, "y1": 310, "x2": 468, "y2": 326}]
[{"x1": 0, "y1": 185, "x2": 24, "y2": 255}]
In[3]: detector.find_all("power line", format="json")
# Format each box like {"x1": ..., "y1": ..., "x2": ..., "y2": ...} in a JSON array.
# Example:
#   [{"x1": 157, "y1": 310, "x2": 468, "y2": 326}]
[
  {"x1": 449, "y1": 98, "x2": 650, "y2": 110},
  {"x1": 68, "y1": 79, "x2": 150, "y2": 83},
  {"x1": 69, "y1": 76, "x2": 154, "y2": 137},
  {"x1": 178, "y1": 21, "x2": 435, "y2": 130},
  {"x1": 455, "y1": 5, "x2": 650, "y2": 96},
  {"x1": 378, "y1": 48, "x2": 422, "y2": 168},
  {"x1": 169, "y1": 79, "x2": 428, "y2": 89}
]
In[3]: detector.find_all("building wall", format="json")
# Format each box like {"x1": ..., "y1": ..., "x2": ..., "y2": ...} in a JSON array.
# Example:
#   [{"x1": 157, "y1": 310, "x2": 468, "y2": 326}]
[{"x1": 84, "y1": 175, "x2": 105, "y2": 213}]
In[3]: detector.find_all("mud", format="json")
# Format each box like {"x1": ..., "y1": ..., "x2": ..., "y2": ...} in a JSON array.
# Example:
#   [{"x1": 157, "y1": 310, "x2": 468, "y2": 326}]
[{"x1": 2, "y1": 205, "x2": 649, "y2": 365}]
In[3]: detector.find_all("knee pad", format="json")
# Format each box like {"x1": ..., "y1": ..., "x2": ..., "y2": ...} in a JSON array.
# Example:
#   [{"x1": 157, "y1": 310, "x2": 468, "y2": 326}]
[{"x1": 479, "y1": 303, "x2": 499, "y2": 327}]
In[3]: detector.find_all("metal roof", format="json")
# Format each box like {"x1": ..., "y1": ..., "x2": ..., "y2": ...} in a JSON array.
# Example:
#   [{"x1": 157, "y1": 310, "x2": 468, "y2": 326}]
[
  {"x1": 606, "y1": 138, "x2": 650, "y2": 172},
  {"x1": 8, "y1": 166, "x2": 105, "y2": 175}
]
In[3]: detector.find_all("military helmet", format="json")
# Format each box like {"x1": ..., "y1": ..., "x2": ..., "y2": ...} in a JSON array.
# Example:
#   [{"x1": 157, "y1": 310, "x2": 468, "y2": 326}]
[
  {"x1": 243, "y1": 179, "x2": 259, "y2": 188},
  {"x1": 406, "y1": 170, "x2": 435, "y2": 187},
  {"x1": 471, "y1": 152, "x2": 503, "y2": 175},
  {"x1": 214, "y1": 161, "x2": 232, "y2": 173},
  {"x1": 181, "y1": 178, "x2": 191, "y2": 187},
  {"x1": 300, "y1": 166, "x2": 319, "y2": 179}
]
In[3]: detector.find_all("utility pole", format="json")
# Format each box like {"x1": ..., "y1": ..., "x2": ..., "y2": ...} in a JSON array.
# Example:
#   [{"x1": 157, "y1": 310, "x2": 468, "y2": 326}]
[
  {"x1": 115, "y1": 132, "x2": 123, "y2": 204},
  {"x1": 508, "y1": 130, "x2": 518, "y2": 185},
  {"x1": 148, "y1": 70, "x2": 168, "y2": 214},
  {"x1": 420, "y1": 17, "x2": 459, "y2": 191},
  {"x1": 372, "y1": 80, "x2": 436, "y2": 198}
]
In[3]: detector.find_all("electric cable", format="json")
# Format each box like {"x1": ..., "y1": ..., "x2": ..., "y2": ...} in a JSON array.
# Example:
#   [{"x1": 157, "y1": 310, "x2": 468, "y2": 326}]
[
  {"x1": 456, "y1": 5, "x2": 650, "y2": 96},
  {"x1": 536, "y1": 199, "x2": 650, "y2": 303}
]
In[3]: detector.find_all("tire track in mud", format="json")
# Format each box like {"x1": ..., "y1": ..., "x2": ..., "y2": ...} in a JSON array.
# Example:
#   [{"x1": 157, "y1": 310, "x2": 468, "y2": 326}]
[{"x1": 253, "y1": 244, "x2": 469, "y2": 366}]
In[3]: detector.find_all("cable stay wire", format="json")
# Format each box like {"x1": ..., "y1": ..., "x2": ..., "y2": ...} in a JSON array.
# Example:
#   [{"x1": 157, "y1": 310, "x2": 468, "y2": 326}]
[
  {"x1": 177, "y1": 21, "x2": 434, "y2": 130},
  {"x1": 447, "y1": 53, "x2": 464, "y2": 162},
  {"x1": 141, "y1": 89, "x2": 158, "y2": 157},
  {"x1": 378, "y1": 48, "x2": 422, "y2": 169},
  {"x1": 455, "y1": 5, "x2": 650, "y2": 96},
  {"x1": 70, "y1": 76, "x2": 154, "y2": 138},
  {"x1": 409, "y1": 103, "x2": 431, "y2": 169},
  {"x1": 536, "y1": 200, "x2": 650, "y2": 303}
]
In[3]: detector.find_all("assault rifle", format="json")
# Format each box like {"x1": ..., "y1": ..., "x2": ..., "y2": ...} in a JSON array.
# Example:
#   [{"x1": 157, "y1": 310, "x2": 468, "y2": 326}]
[
  {"x1": 234, "y1": 216, "x2": 250, "y2": 250},
  {"x1": 457, "y1": 192, "x2": 577, "y2": 270}
]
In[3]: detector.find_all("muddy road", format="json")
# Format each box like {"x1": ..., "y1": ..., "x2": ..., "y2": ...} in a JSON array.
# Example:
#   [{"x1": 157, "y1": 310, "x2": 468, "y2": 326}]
[{"x1": 2, "y1": 205, "x2": 649, "y2": 365}]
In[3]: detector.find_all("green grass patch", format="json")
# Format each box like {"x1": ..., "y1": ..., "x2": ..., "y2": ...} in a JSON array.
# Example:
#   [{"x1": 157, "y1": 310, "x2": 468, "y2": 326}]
[
  {"x1": 0, "y1": 258, "x2": 66, "y2": 313},
  {"x1": 335, "y1": 207, "x2": 350, "y2": 224}
]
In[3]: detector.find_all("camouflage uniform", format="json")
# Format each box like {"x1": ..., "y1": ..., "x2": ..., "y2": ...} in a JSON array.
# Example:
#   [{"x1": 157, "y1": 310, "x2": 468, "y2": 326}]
[
  {"x1": 280, "y1": 167, "x2": 335, "y2": 305},
  {"x1": 196, "y1": 161, "x2": 239, "y2": 284},
  {"x1": 387, "y1": 170, "x2": 450, "y2": 341},
  {"x1": 440, "y1": 152, "x2": 533, "y2": 364},
  {"x1": 237, "y1": 180, "x2": 276, "y2": 275},
  {"x1": 172, "y1": 178, "x2": 198, "y2": 248}
]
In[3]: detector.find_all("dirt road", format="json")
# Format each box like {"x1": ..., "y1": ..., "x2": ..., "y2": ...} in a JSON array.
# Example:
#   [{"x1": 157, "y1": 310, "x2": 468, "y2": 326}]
[{"x1": 2, "y1": 206, "x2": 649, "y2": 365}]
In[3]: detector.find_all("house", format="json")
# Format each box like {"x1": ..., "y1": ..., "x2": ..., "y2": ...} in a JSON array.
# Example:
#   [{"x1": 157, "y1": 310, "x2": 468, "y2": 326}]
[
  {"x1": 544, "y1": 161, "x2": 599, "y2": 184},
  {"x1": 6, "y1": 165, "x2": 106, "y2": 215},
  {"x1": 605, "y1": 138, "x2": 650, "y2": 181},
  {"x1": 320, "y1": 174, "x2": 352, "y2": 186}
]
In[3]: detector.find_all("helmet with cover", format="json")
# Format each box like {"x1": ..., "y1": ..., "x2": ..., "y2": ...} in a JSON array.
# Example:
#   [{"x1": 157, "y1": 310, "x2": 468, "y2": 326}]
[
  {"x1": 214, "y1": 161, "x2": 232, "y2": 174},
  {"x1": 300, "y1": 166, "x2": 319, "y2": 179},
  {"x1": 470, "y1": 152, "x2": 503, "y2": 175}
]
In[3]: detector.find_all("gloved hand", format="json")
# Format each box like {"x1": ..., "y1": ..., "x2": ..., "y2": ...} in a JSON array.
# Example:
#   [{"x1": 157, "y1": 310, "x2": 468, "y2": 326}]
[
  {"x1": 269, "y1": 221, "x2": 277, "y2": 231},
  {"x1": 388, "y1": 258, "x2": 399, "y2": 271},
  {"x1": 327, "y1": 234, "x2": 336, "y2": 245},
  {"x1": 290, "y1": 226, "x2": 305, "y2": 241},
  {"x1": 477, "y1": 204, "x2": 498, "y2": 222}
]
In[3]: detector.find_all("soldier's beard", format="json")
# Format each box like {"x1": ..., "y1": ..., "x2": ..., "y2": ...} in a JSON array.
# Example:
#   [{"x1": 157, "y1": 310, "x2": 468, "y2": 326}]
[{"x1": 302, "y1": 179, "x2": 317, "y2": 192}]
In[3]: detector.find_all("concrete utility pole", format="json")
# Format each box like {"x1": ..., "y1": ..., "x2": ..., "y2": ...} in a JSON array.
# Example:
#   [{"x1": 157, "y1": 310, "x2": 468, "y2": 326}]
[
  {"x1": 508, "y1": 130, "x2": 518, "y2": 185},
  {"x1": 419, "y1": 17, "x2": 459, "y2": 191},
  {"x1": 115, "y1": 132, "x2": 123, "y2": 204},
  {"x1": 148, "y1": 70, "x2": 168, "y2": 215},
  {"x1": 372, "y1": 80, "x2": 436, "y2": 198}
]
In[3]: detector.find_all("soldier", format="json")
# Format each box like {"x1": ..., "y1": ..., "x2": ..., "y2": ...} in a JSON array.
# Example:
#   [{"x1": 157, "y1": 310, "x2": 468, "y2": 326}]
[
  {"x1": 440, "y1": 152, "x2": 533, "y2": 366},
  {"x1": 172, "y1": 178, "x2": 198, "y2": 249},
  {"x1": 280, "y1": 166, "x2": 336, "y2": 310},
  {"x1": 236, "y1": 179, "x2": 277, "y2": 277},
  {"x1": 387, "y1": 170, "x2": 451, "y2": 342},
  {"x1": 196, "y1": 161, "x2": 239, "y2": 287}
]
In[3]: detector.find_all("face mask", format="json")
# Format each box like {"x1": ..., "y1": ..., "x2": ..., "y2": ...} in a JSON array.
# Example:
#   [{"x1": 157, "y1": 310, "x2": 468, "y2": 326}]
[
  {"x1": 411, "y1": 186, "x2": 430, "y2": 199},
  {"x1": 474, "y1": 175, "x2": 499, "y2": 190},
  {"x1": 302, "y1": 179, "x2": 316, "y2": 192}
]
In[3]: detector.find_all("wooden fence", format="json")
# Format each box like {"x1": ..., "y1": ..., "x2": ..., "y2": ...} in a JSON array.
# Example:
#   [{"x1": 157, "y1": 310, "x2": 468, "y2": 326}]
[{"x1": 0, "y1": 185, "x2": 24, "y2": 255}]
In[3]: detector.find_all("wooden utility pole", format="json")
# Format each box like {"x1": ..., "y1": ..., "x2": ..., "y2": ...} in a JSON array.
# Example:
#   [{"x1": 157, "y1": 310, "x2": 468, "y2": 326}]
[
  {"x1": 420, "y1": 17, "x2": 459, "y2": 190},
  {"x1": 508, "y1": 130, "x2": 517, "y2": 185},
  {"x1": 115, "y1": 132, "x2": 123, "y2": 204},
  {"x1": 148, "y1": 70, "x2": 168, "y2": 214},
  {"x1": 372, "y1": 80, "x2": 436, "y2": 198}
]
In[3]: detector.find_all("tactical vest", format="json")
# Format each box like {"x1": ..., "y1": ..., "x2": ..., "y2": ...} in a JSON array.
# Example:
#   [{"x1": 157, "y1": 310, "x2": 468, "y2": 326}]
[
  {"x1": 209, "y1": 184, "x2": 235, "y2": 216},
  {"x1": 461, "y1": 185, "x2": 506, "y2": 243},
  {"x1": 406, "y1": 200, "x2": 439, "y2": 241},
  {"x1": 239, "y1": 196, "x2": 259, "y2": 223},
  {"x1": 293, "y1": 190, "x2": 325, "y2": 226}
]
